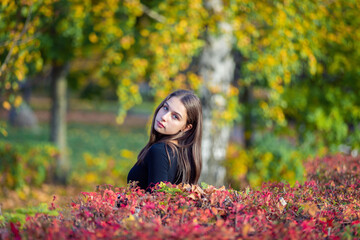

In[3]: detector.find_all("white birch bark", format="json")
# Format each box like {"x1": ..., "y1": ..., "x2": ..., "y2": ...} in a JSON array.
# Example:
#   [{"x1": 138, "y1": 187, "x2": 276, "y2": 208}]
[
  {"x1": 50, "y1": 62, "x2": 69, "y2": 183},
  {"x1": 199, "y1": 0, "x2": 235, "y2": 186}
]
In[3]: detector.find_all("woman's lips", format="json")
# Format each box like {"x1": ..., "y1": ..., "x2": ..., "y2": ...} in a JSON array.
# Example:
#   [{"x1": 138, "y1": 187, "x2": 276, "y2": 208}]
[{"x1": 157, "y1": 121, "x2": 165, "y2": 128}]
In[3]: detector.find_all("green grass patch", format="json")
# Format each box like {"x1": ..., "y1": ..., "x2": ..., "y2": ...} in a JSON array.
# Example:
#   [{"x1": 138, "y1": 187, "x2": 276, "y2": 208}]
[
  {"x1": 3, "y1": 122, "x2": 147, "y2": 161},
  {"x1": 1, "y1": 203, "x2": 59, "y2": 228},
  {"x1": 2, "y1": 121, "x2": 148, "y2": 187},
  {"x1": 66, "y1": 123, "x2": 147, "y2": 168}
]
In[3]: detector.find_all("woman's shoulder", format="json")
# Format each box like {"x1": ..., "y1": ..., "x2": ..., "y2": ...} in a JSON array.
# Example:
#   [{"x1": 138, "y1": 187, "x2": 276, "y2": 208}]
[
  {"x1": 150, "y1": 142, "x2": 179, "y2": 150},
  {"x1": 147, "y1": 142, "x2": 167, "y2": 157},
  {"x1": 148, "y1": 142, "x2": 178, "y2": 159},
  {"x1": 151, "y1": 142, "x2": 167, "y2": 149}
]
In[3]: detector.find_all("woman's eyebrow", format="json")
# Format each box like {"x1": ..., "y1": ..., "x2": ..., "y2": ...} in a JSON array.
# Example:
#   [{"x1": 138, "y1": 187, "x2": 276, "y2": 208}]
[{"x1": 164, "y1": 102, "x2": 183, "y2": 119}]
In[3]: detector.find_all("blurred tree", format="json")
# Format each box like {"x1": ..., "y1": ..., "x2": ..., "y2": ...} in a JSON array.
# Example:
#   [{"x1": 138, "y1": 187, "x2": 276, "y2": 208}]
[
  {"x1": 230, "y1": 0, "x2": 360, "y2": 148},
  {"x1": 225, "y1": 0, "x2": 360, "y2": 186},
  {"x1": 36, "y1": 0, "x2": 87, "y2": 183},
  {"x1": 198, "y1": 1, "x2": 235, "y2": 186},
  {"x1": 0, "y1": 0, "x2": 49, "y2": 136},
  {"x1": 279, "y1": 0, "x2": 360, "y2": 150},
  {"x1": 0, "y1": 0, "x2": 143, "y2": 183},
  {"x1": 0, "y1": 0, "x2": 83, "y2": 182},
  {"x1": 2, "y1": 0, "x2": 359, "y2": 187}
]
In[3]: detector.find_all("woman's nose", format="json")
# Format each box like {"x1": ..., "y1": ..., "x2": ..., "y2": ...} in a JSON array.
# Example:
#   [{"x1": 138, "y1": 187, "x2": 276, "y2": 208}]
[{"x1": 161, "y1": 112, "x2": 170, "y2": 121}]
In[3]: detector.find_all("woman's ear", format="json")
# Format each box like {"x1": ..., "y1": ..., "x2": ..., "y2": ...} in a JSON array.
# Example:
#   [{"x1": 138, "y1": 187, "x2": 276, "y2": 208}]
[{"x1": 183, "y1": 124, "x2": 193, "y2": 132}]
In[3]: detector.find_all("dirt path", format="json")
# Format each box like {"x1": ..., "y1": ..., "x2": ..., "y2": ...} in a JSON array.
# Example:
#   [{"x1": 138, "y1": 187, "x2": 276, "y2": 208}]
[
  {"x1": 34, "y1": 110, "x2": 150, "y2": 127},
  {"x1": 0, "y1": 109, "x2": 150, "y2": 127},
  {"x1": 0, "y1": 96, "x2": 151, "y2": 127}
]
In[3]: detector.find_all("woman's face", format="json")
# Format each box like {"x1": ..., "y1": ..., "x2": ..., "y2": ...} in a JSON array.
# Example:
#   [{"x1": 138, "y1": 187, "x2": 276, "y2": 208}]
[{"x1": 154, "y1": 96, "x2": 192, "y2": 135}]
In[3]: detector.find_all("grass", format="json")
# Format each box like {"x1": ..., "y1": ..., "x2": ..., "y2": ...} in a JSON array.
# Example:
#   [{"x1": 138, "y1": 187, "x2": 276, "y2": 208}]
[
  {"x1": 67, "y1": 123, "x2": 148, "y2": 168},
  {"x1": 0, "y1": 98, "x2": 153, "y2": 210},
  {"x1": 3, "y1": 95, "x2": 153, "y2": 167},
  {"x1": 1, "y1": 121, "x2": 149, "y2": 209},
  {"x1": 2, "y1": 121, "x2": 148, "y2": 170}
]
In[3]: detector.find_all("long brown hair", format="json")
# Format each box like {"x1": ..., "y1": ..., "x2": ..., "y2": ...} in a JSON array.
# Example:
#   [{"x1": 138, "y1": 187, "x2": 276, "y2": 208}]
[{"x1": 136, "y1": 89, "x2": 203, "y2": 184}]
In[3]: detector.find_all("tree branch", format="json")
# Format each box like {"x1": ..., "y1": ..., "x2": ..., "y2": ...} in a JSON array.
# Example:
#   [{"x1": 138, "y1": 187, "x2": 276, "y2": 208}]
[
  {"x1": 0, "y1": 5, "x2": 33, "y2": 77},
  {"x1": 0, "y1": 34, "x2": 39, "y2": 48},
  {"x1": 140, "y1": 3, "x2": 166, "y2": 23}
]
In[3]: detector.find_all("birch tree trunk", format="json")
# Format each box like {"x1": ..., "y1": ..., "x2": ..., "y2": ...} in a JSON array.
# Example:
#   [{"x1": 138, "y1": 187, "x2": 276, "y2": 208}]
[
  {"x1": 199, "y1": 0, "x2": 235, "y2": 186},
  {"x1": 49, "y1": 61, "x2": 69, "y2": 184}
]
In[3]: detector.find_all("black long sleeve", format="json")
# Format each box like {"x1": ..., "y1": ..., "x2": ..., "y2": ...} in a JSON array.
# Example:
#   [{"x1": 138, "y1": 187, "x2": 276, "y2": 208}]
[{"x1": 127, "y1": 142, "x2": 179, "y2": 190}]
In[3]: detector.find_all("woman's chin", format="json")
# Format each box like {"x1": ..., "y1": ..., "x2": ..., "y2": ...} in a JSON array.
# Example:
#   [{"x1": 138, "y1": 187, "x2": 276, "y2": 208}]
[
  {"x1": 154, "y1": 127, "x2": 164, "y2": 134},
  {"x1": 156, "y1": 128, "x2": 175, "y2": 136}
]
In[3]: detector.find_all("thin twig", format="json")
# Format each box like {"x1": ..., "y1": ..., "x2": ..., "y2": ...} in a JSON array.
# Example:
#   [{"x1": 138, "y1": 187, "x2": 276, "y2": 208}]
[
  {"x1": 140, "y1": 3, "x2": 166, "y2": 23},
  {"x1": 234, "y1": 205, "x2": 239, "y2": 231},
  {"x1": 0, "y1": 34, "x2": 39, "y2": 48},
  {"x1": 180, "y1": 210, "x2": 185, "y2": 224}
]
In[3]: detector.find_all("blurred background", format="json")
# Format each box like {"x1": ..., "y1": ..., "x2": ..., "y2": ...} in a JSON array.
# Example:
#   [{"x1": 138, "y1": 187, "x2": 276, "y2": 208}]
[{"x1": 1, "y1": 0, "x2": 359, "y2": 210}]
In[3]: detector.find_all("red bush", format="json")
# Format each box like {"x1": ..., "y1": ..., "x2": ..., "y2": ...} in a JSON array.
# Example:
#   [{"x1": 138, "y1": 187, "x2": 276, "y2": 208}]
[{"x1": 2, "y1": 154, "x2": 360, "y2": 239}]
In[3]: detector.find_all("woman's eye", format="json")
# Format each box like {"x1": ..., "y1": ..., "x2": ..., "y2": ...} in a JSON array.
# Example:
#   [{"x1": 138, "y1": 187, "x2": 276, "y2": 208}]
[
  {"x1": 172, "y1": 114, "x2": 178, "y2": 120},
  {"x1": 163, "y1": 106, "x2": 168, "y2": 111}
]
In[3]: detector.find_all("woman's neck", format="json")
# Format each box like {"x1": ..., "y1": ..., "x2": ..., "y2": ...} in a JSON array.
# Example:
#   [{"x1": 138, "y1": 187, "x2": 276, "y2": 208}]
[{"x1": 169, "y1": 139, "x2": 178, "y2": 146}]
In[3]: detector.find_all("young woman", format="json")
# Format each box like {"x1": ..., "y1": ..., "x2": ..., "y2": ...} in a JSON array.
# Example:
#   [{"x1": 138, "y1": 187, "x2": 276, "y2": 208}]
[{"x1": 127, "y1": 89, "x2": 203, "y2": 190}]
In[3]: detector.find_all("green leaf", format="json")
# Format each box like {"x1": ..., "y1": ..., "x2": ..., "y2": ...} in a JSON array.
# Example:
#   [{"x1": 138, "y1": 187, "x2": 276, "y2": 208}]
[{"x1": 200, "y1": 182, "x2": 209, "y2": 189}]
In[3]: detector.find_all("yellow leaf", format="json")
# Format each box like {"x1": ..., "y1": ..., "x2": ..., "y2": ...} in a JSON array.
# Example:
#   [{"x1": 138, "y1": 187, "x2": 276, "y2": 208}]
[
  {"x1": 2, "y1": 101, "x2": 11, "y2": 110},
  {"x1": 16, "y1": 189, "x2": 27, "y2": 200},
  {"x1": 303, "y1": 202, "x2": 318, "y2": 217},
  {"x1": 129, "y1": 85, "x2": 138, "y2": 94},
  {"x1": 6, "y1": 172, "x2": 14, "y2": 187},
  {"x1": 120, "y1": 149, "x2": 135, "y2": 159},
  {"x1": 15, "y1": 70, "x2": 24, "y2": 81},
  {"x1": 2, "y1": 0, "x2": 10, "y2": 7},
  {"x1": 122, "y1": 214, "x2": 136, "y2": 224},
  {"x1": 85, "y1": 173, "x2": 98, "y2": 183},
  {"x1": 116, "y1": 115, "x2": 125, "y2": 124},
  {"x1": 122, "y1": 78, "x2": 131, "y2": 87},
  {"x1": 89, "y1": 33, "x2": 98, "y2": 43},
  {"x1": 120, "y1": 36, "x2": 134, "y2": 50},
  {"x1": 211, "y1": 207, "x2": 218, "y2": 215},
  {"x1": 1, "y1": 128, "x2": 8, "y2": 137},
  {"x1": 188, "y1": 193, "x2": 197, "y2": 200},
  {"x1": 242, "y1": 223, "x2": 254, "y2": 237},
  {"x1": 14, "y1": 96, "x2": 22, "y2": 108},
  {"x1": 140, "y1": 29, "x2": 150, "y2": 37},
  {"x1": 277, "y1": 202, "x2": 285, "y2": 213}
]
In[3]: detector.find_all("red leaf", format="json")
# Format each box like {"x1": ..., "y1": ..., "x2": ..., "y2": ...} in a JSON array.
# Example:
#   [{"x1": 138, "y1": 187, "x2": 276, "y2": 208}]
[{"x1": 10, "y1": 222, "x2": 21, "y2": 240}]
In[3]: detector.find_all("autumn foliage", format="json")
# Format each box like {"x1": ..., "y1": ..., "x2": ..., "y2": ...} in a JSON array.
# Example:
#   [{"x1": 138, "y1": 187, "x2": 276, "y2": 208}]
[{"x1": 1, "y1": 154, "x2": 360, "y2": 239}]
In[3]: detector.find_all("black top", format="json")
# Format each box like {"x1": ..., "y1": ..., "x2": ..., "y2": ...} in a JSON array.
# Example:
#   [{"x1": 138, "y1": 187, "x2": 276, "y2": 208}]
[{"x1": 127, "y1": 142, "x2": 180, "y2": 190}]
